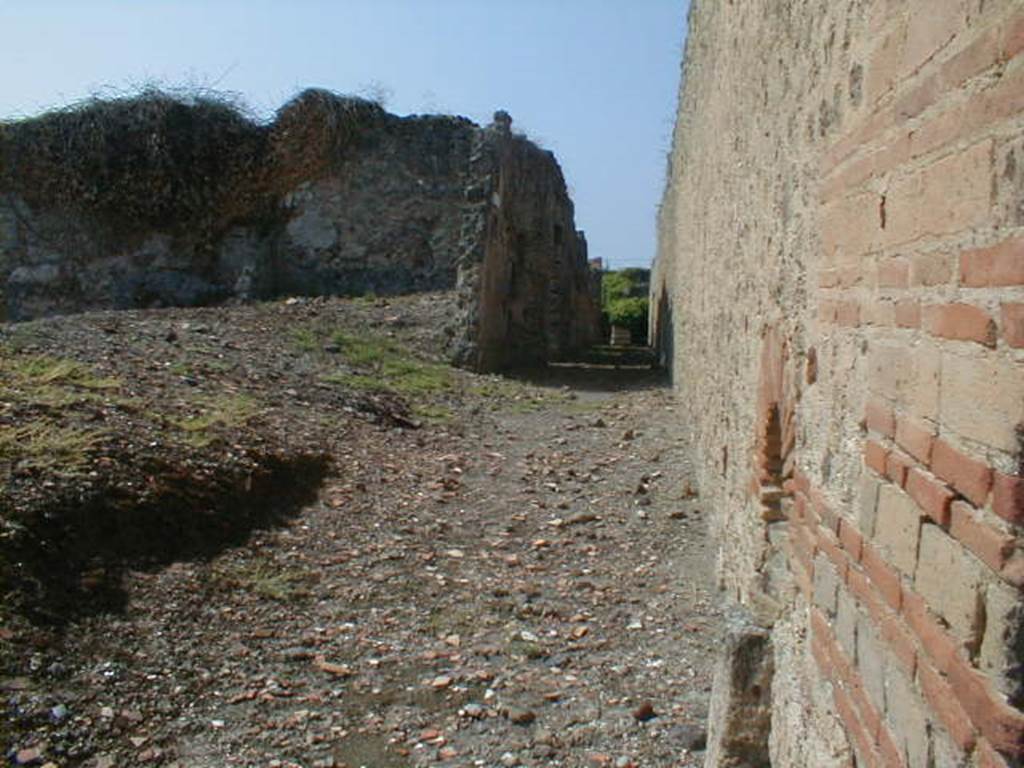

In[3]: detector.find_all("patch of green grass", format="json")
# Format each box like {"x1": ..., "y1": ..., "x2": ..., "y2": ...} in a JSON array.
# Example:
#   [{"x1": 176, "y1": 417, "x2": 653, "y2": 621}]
[
  {"x1": 170, "y1": 393, "x2": 260, "y2": 447},
  {"x1": 1, "y1": 326, "x2": 42, "y2": 353},
  {"x1": 327, "y1": 331, "x2": 398, "y2": 365},
  {"x1": 425, "y1": 604, "x2": 481, "y2": 636},
  {"x1": 506, "y1": 637, "x2": 546, "y2": 660},
  {"x1": 0, "y1": 351, "x2": 127, "y2": 410},
  {"x1": 210, "y1": 561, "x2": 311, "y2": 601},
  {"x1": 382, "y1": 359, "x2": 452, "y2": 395},
  {"x1": 291, "y1": 326, "x2": 319, "y2": 352},
  {"x1": 2, "y1": 353, "x2": 119, "y2": 390},
  {"x1": 322, "y1": 332, "x2": 454, "y2": 396},
  {"x1": 0, "y1": 421, "x2": 105, "y2": 475},
  {"x1": 411, "y1": 403, "x2": 454, "y2": 424},
  {"x1": 562, "y1": 399, "x2": 604, "y2": 415}
]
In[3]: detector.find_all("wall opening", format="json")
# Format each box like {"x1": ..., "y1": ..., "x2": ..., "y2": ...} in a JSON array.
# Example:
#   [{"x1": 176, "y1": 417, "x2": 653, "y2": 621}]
[{"x1": 760, "y1": 402, "x2": 786, "y2": 522}]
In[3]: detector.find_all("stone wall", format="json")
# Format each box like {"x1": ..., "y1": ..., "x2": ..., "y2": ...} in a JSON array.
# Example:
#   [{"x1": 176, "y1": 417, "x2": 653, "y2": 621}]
[
  {"x1": 0, "y1": 93, "x2": 600, "y2": 371},
  {"x1": 653, "y1": 1, "x2": 1024, "y2": 765}
]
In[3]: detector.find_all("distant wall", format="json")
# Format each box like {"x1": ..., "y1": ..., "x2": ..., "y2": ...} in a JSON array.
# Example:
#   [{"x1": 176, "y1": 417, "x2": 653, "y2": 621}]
[
  {"x1": 654, "y1": 1, "x2": 1024, "y2": 766},
  {"x1": 0, "y1": 92, "x2": 600, "y2": 371},
  {"x1": 467, "y1": 126, "x2": 600, "y2": 370}
]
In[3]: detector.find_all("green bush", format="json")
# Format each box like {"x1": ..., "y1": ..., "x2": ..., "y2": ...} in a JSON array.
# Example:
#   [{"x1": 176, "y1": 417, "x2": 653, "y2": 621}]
[
  {"x1": 600, "y1": 269, "x2": 649, "y2": 343},
  {"x1": 606, "y1": 296, "x2": 648, "y2": 341}
]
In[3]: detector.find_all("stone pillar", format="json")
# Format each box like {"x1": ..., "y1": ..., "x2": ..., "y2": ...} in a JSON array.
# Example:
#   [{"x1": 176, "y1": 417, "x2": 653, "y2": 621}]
[{"x1": 704, "y1": 610, "x2": 774, "y2": 768}]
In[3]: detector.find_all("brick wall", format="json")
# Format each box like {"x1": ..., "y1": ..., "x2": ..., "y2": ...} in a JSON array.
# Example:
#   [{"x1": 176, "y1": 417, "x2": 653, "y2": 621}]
[{"x1": 655, "y1": 1, "x2": 1024, "y2": 765}]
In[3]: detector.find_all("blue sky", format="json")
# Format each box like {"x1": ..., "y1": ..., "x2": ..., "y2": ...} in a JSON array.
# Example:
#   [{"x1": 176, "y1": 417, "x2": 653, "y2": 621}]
[{"x1": 1, "y1": 1, "x2": 688, "y2": 269}]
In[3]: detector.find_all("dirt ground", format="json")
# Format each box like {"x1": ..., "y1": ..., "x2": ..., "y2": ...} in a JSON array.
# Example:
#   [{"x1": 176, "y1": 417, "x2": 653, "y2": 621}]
[{"x1": 1, "y1": 296, "x2": 722, "y2": 768}]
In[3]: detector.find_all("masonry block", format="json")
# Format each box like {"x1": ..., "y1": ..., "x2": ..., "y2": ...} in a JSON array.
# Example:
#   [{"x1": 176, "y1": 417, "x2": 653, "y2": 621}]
[
  {"x1": 894, "y1": 299, "x2": 921, "y2": 328},
  {"x1": 836, "y1": 587, "x2": 860, "y2": 663},
  {"x1": 884, "y1": 663, "x2": 932, "y2": 768},
  {"x1": 915, "y1": 523, "x2": 986, "y2": 651},
  {"x1": 900, "y1": 0, "x2": 966, "y2": 78},
  {"x1": 704, "y1": 611, "x2": 774, "y2": 767},
  {"x1": 867, "y1": 342, "x2": 941, "y2": 421},
  {"x1": 886, "y1": 140, "x2": 992, "y2": 246},
  {"x1": 856, "y1": 612, "x2": 888, "y2": 715},
  {"x1": 875, "y1": 484, "x2": 923, "y2": 576},
  {"x1": 877, "y1": 257, "x2": 909, "y2": 288},
  {"x1": 918, "y1": 661, "x2": 978, "y2": 752},
  {"x1": 859, "y1": 472, "x2": 882, "y2": 538},
  {"x1": 940, "y1": 352, "x2": 1024, "y2": 453},
  {"x1": 980, "y1": 581, "x2": 1024, "y2": 706},
  {"x1": 910, "y1": 251, "x2": 953, "y2": 287},
  {"x1": 814, "y1": 553, "x2": 842, "y2": 617}
]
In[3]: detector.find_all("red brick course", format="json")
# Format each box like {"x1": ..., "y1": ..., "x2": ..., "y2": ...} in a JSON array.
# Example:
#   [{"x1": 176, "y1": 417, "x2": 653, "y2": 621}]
[
  {"x1": 865, "y1": 399, "x2": 896, "y2": 439},
  {"x1": 811, "y1": 487, "x2": 841, "y2": 534},
  {"x1": 811, "y1": 607, "x2": 905, "y2": 768},
  {"x1": 905, "y1": 468, "x2": 954, "y2": 526},
  {"x1": 923, "y1": 303, "x2": 997, "y2": 347},
  {"x1": 893, "y1": 300, "x2": 921, "y2": 329},
  {"x1": 885, "y1": 451, "x2": 913, "y2": 488},
  {"x1": 864, "y1": 442, "x2": 888, "y2": 479},
  {"x1": 930, "y1": 439, "x2": 993, "y2": 506},
  {"x1": 900, "y1": 588, "x2": 959, "y2": 674},
  {"x1": 977, "y1": 739, "x2": 1013, "y2": 768},
  {"x1": 960, "y1": 237, "x2": 1024, "y2": 287},
  {"x1": 947, "y1": 656, "x2": 1024, "y2": 758},
  {"x1": 949, "y1": 501, "x2": 1015, "y2": 573},
  {"x1": 895, "y1": 419, "x2": 934, "y2": 466},
  {"x1": 993, "y1": 473, "x2": 1024, "y2": 526},
  {"x1": 799, "y1": 464, "x2": 1024, "y2": 764},
  {"x1": 1003, "y1": 303, "x2": 1024, "y2": 349},
  {"x1": 1003, "y1": 11, "x2": 1024, "y2": 60},
  {"x1": 862, "y1": 542, "x2": 903, "y2": 611},
  {"x1": 838, "y1": 518, "x2": 864, "y2": 562},
  {"x1": 877, "y1": 258, "x2": 909, "y2": 288},
  {"x1": 918, "y1": 661, "x2": 978, "y2": 752}
]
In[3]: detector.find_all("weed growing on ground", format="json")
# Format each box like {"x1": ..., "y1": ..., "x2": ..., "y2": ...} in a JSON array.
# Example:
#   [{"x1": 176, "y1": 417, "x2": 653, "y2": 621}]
[
  {"x1": 1, "y1": 354, "x2": 112, "y2": 388},
  {"x1": 321, "y1": 331, "x2": 454, "y2": 396},
  {"x1": 411, "y1": 403, "x2": 454, "y2": 424},
  {"x1": 170, "y1": 393, "x2": 260, "y2": 447},
  {"x1": 0, "y1": 352, "x2": 120, "y2": 395},
  {"x1": 0, "y1": 352, "x2": 121, "y2": 474},
  {"x1": 291, "y1": 327, "x2": 319, "y2": 353},
  {"x1": 0, "y1": 422, "x2": 105, "y2": 475},
  {"x1": 209, "y1": 560, "x2": 311, "y2": 601}
]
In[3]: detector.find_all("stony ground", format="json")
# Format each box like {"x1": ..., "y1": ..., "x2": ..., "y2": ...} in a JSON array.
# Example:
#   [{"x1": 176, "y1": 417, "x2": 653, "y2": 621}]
[{"x1": 1, "y1": 295, "x2": 721, "y2": 768}]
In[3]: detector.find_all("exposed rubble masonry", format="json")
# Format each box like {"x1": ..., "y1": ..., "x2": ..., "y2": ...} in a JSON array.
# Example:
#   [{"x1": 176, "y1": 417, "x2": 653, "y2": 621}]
[{"x1": 0, "y1": 93, "x2": 600, "y2": 372}]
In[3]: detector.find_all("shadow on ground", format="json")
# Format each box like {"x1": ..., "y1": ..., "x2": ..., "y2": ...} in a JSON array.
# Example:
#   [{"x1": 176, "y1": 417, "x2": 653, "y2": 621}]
[
  {"x1": 509, "y1": 345, "x2": 669, "y2": 394},
  {"x1": 5, "y1": 453, "x2": 329, "y2": 624}
]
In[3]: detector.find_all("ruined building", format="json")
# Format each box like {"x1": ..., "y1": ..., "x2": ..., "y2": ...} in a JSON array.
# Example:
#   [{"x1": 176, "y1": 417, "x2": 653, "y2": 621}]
[
  {"x1": 0, "y1": 90, "x2": 600, "y2": 371},
  {"x1": 653, "y1": 1, "x2": 1024, "y2": 766}
]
